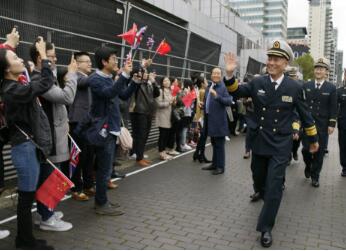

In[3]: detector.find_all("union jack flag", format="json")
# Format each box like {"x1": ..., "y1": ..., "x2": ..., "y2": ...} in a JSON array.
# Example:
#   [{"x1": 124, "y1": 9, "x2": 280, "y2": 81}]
[
  {"x1": 69, "y1": 138, "x2": 81, "y2": 178},
  {"x1": 146, "y1": 34, "x2": 155, "y2": 50}
]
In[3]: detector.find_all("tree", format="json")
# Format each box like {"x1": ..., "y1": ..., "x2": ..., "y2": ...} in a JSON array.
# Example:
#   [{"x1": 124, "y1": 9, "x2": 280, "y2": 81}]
[{"x1": 294, "y1": 53, "x2": 314, "y2": 81}]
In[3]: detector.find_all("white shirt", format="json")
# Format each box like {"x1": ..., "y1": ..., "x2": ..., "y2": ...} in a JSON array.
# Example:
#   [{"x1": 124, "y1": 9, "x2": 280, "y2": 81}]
[
  {"x1": 270, "y1": 74, "x2": 285, "y2": 90},
  {"x1": 315, "y1": 80, "x2": 325, "y2": 89}
]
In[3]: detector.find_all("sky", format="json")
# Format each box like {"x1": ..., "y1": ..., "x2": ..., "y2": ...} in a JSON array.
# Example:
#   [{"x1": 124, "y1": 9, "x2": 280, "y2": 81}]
[{"x1": 288, "y1": 0, "x2": 346, "y2": 66}]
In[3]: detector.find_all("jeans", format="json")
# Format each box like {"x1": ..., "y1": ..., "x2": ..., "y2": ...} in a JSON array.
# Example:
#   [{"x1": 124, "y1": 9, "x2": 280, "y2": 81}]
[
  {"x1": 94, "y1": 135, "x2": 116, "y2": 206},
  {"x1": 11, "y1": 141, "x2": 40, "y2": 192}
]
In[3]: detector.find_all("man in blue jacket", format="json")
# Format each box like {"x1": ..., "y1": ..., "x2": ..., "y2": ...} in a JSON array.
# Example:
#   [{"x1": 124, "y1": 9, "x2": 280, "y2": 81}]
[
  {"x1": 87, "y1": 47, "x2": 140, "y2": 216},
  {"x1": 202, "y1": 67, "x2": 233, "y2": 175}
]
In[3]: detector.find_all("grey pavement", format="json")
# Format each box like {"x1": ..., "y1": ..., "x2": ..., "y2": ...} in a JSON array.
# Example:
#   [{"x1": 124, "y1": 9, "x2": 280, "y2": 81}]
[{"x1": 0, "y1": 132, "x2": 346, "y2": 249}]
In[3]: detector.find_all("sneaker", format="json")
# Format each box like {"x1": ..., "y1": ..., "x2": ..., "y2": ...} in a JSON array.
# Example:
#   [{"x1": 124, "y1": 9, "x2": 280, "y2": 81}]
[
  {"x1": 129, "y1": 153, "x2": 137, "y2": 160},
  {"x1": 34, "y1": 211, "x2": 64, "y2": 225},
  {"x1": 95, "y1": 202, "x2": 124, "y2": 216},
  {"x1": 129, "y1": 153, "x2": 149, "y2": 159},
  {"x1": 0, "y1": 230, "x2": 10, "y2": 239},
  {"x1": 181, "y1": 144, "x2": 192, "y2": 151},
  {"x1": 40, "y1": 216, "x2": 72, "y2": 232},
  {"x1": 167, "y1": 150, "x2": 180, "y2": 156}
]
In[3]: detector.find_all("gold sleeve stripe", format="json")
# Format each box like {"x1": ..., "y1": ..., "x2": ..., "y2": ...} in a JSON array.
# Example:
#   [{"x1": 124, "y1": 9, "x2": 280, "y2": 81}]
[
  {"x1": 227, "y1": 79, "x2": 239, "y2": 93},
  {"x1": 304, "y1": 125, "x2": 317, "y2": 136},
  {"x1": 292, "y1": 122, "x2": 300, "y2": 130}
]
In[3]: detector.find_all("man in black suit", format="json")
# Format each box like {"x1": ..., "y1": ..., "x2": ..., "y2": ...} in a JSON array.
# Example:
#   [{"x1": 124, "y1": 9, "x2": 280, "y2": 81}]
[
  {"x1": 302, "y1": 57, "x2": 337, "y2": 187},
  {"x1": 224, "y1": 40, "x2": 319, "y2": 247}
]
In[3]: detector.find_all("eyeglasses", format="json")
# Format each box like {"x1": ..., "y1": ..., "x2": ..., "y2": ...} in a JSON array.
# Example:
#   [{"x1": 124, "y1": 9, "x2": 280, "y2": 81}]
[{"x1": 77, "y1": 60, "x2": 92, "y2": 64}]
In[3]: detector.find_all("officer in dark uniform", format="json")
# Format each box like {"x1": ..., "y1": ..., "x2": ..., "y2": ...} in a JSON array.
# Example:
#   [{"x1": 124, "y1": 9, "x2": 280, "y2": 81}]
[
  {"x1": 223, "y1": 40, "x2": 319, "y2": 248},
  {"x1": 337, "y1": 79, "x2": 346, "y2": 176},
  {"x1": 286, "y1": 66, "x2": 304, "y2": 163},
  {"x1": 302, "y1": 57, "x2": 337, "y2": 187}
]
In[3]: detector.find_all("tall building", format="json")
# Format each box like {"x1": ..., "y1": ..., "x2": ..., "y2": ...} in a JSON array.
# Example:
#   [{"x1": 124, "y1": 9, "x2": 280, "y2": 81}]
[
  {"x1": 308, "y1": 0, "x2": 336, "y2": 82},
  {"x1": 335, "y1": 50, "x2": 344, "y2": 86},
  {"x1": 228, "y1": 0, "x2": 288, "y2": 40},
  {"x1": 287, "y1": 27, "x2": 310, "y2": 59}
]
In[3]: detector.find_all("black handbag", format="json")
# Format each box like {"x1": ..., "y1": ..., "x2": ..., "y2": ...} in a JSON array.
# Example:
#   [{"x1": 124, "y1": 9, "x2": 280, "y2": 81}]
[
  {"x1": 75, "y1": 102, "x2": 110, "y2": 147},
  {"x1": 171, "y1": 107, "x2": 185, "y2": 124}
]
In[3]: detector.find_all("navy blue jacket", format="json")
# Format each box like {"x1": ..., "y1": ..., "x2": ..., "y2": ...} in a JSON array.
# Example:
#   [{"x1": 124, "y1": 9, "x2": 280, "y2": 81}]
[
  {"x1": 303, "y1": 80, "x2": 337, "y2": 130},
  {"x1": 337, "y1": 86, "x2": 346, "y2": 129},
  {"x1": 87, "y1": 72, "x2": 138, "y2": 134},
  {"x1": 225, "y1": 75, "x2": 318, "y2": 156},
  {"x1": 204, "y1": 82, "x2": 233, "y2": 137}
]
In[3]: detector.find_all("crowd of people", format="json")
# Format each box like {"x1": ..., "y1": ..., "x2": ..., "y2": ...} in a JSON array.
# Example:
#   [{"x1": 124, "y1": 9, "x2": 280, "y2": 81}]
[{"x1": 0, "y1": 26, "x2": 345, "y2": 249}]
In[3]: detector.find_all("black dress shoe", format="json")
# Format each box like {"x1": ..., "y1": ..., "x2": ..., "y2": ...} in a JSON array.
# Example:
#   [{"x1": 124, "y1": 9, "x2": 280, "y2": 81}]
[
  {"x1": 311, "y1": 180, "x2": 320, "y2": 187},
  {"x1": 292, "y1": 152, "x2": 298, "y2": 161},
  {"x1": 260, "y1": 231, "x2": 272, "y2": 248},
  {"x1": 111, "y1": 171, "x2": 126, "y2": 179},
  {"x1": 212, "y1": 168, "x2": 224, "y2": 175},
  {"x1": 193, "y1": 151, "x2": 199, "y2": 161},
  {"x1": 250, "y1": 192, "x2": 262, "y2": 202},
  {"x1": 341, "y1": 170, "x2": 346, "y2": 177},
  {"x1": 304, "y1": 165, "x2": 311, "y2": 178},
  {"x1": 201, "y1": 165, "x2": 216, "y2": 171},
  {"x1": 198, "y1": 154, "x2": 212, "y2": 163},
  {"x1": 114, "y1": 160, "x2": 122, "y2": 167}
]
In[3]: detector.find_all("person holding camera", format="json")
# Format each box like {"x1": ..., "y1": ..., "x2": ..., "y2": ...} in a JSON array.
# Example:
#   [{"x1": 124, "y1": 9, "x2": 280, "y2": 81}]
[
  {"x1": 0, "y1": 33, "x2": 55, "y2": 249},
  {"x1": 129, "y1": 65, "x2": 160, "y2": 167},
  {"x1": 30, "y1": 39, "x2": 78, "y2": 232}
]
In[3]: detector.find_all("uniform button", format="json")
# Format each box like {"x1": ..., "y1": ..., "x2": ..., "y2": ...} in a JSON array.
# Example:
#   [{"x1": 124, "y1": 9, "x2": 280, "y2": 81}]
[
  {"x1": 261, "y1": 117, "x2": 264, "y2": 120},
  {"x1": 273, "y1": 128, "x2": 277, "y2": 132},
  {"x1": 311, "y1": 101, "x2": 314, "y2": 103},
  {"x1": 274, "y1": 119, "x2": 278, "y2": 123},
  {"x1": 260, "y1": 126, "x2": 263, "y2": 130},
  {"x1": 310, "y1": 106, "x2": 313, "y2": 109},
  {"x1": 262, "y1": 107, "x2": 266, "y2": 111},
  {"x1": 276, "y1": 109, "x2": 280, "y2": 112}
]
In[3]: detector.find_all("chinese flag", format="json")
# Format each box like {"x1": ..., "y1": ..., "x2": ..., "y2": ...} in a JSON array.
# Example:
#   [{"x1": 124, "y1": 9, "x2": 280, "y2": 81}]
[
  {"x1": 156, "y1": 39, "x2": 171, "y2": 55},
  {"x1": 171, "y1": 84, "x2": 181, "y2": 97},
  {"x1": 117, "y1": 23, "x2": 137, "y2": 45},
  {"x1": 36, "y1": 168, "x2": 74, "y2": 210},
  {"x1": 182, "y1": 92, "x2": 196, "y2": 108}
]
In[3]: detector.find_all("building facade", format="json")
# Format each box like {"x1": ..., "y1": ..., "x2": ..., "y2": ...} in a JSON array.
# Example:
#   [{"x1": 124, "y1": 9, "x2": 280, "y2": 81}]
[
  {"x1": 308, "y1": 0, "x2": 336, "y2": 82},
  {"x1": 227, "y1": 0, "x2": 288, "y2": 40}
]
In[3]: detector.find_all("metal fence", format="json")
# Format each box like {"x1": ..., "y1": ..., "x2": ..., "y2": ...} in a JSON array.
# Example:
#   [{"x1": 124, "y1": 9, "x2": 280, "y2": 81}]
[{"x1": 0, "y1": 0, "x2": 222, "y2": 181}]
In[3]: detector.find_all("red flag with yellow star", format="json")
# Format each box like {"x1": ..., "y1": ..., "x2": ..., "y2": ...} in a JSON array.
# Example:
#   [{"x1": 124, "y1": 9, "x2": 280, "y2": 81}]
[{"x1": 36, "y1": 168, "x2": 74, "y2": 210}]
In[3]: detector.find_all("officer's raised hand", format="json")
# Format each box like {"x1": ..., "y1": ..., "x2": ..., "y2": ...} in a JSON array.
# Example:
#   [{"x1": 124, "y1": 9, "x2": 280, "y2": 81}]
[
  {"x1": 224, "y1": 52, "x2": 237, "y2": 76},
  {"x1": 328, "y1": 126, "x2": 334, "y2": 135},
  {"x1": 309, "y1": 142, "x2": 319, "y2": 153}
]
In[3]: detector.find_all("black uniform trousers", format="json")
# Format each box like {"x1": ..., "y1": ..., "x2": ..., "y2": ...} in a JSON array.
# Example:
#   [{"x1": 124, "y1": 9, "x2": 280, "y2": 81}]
[
  {"x1": 302, "y1": 128, "x2": 328, "y2": 181},
  {"x1": 251, "y1": 153, "x2": 288, "y2": 232},
  {"x1": 338, "y1": 128, "x2": 346, "y2": 171}
]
